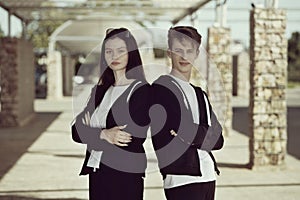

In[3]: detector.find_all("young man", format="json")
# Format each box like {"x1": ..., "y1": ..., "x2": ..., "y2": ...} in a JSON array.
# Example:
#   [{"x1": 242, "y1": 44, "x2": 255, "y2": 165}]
[{"x1": 150, "y1": 26, "x2": 224, "y2": 200}]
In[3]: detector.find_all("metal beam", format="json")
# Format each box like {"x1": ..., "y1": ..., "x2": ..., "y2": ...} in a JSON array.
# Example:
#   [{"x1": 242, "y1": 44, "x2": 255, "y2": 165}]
[
  {"x1": 8, "y1": 10, "x2": 11, "y2": 37},
  {"x1": 172, "y1": 0, "x2": 212, "y2": 25},
  {"x1": 55, "y1": 35, "x2": 102, "y2": 42},
  {"x1": 6, "y1": 5, "x2": 191, "y2": 11},
  {"x1": 1, "y1": 0, "x2": 195, "y2": 5},
  {"x1": 21, "y1": 15, "x2": 172, "y2": 22},
  {"x1": 0, "y1": 2, "x2": 26, "y2": 21}
]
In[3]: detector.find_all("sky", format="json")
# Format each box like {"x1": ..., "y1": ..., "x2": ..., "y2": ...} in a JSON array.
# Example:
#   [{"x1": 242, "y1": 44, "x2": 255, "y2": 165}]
[
  {"x1": 0, "y1": 0, "x2": 299, "y2": 47},
  {"x1": 0, "y1": 7, "x2": 22, "y2": 36},
  {"x1": 170, "y1": 0, "x2": 300, "y2": 47}
]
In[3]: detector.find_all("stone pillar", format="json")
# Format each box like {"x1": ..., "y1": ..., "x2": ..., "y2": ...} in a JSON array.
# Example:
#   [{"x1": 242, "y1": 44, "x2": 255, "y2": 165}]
[
  {"x1": 207, "y1": 27, "x2": 232, "y2": 137},
  {"x1": 232, "y1": 55, "x2": 238, "y2": 96},
  {"x1": 62, "y1": 55, "x2": 75, "y2": 96},
  {"x1": 231, "y1": 51, "x2": 251, "y2": 98},
  {"x1": 47, "y1": 51, "x2": 63, "y2": 99},
  {"x1": 237, "y1": 52, "x2": 250, "y2": 98},
  {"x1": 249, "y1": 8, "x2": 287, "y2": 168},
  {"x1": 0, "y1": 38, "x2": 35, "y2": 127}
]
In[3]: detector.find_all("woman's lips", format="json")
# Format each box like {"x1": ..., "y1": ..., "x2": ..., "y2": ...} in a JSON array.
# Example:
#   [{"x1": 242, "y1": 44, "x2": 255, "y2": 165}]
[{"x1": 111, "y1": 61, "x2": 121, "y2": 65}]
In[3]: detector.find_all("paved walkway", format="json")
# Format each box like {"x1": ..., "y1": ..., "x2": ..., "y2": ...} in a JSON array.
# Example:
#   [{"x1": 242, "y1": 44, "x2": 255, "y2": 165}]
[{"x1": 0, "y1": 85, "x2": 300, "y2": 200}]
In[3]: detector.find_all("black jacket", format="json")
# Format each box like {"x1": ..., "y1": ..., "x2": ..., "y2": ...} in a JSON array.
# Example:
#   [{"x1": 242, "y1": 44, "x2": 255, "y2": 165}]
[
  {"x1": 150, "y1": 75, "x2": 224, "y2": 177},
  {"x1": 71, "y1": 80, "x2": 151, "y2": 176}
]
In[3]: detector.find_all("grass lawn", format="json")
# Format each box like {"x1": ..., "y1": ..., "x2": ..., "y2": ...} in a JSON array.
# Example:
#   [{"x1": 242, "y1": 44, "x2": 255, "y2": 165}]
[{"x1": 288, "y1": 81, "x2": 300, "y2": 88}]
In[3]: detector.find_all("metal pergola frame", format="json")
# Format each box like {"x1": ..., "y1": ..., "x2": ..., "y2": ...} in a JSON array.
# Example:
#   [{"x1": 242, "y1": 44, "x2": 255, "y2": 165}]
[
  {"x1": 0, "y1": 0, "x2": 212, "y2": 23},
  {"x1": 0, "y1": 0, "x2": 214, "y2": 55}
]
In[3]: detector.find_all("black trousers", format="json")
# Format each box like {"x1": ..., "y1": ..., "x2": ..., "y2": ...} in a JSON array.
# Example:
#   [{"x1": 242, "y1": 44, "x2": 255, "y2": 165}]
[
  {"x1": 164, "y1": 181, "x2": 216, "y2": 200},
  {"x1": 89, "y1": 165, "x2": 144, "y2": 200}
]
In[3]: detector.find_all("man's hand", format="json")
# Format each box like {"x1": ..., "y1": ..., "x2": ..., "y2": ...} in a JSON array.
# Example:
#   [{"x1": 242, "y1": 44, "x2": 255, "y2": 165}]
[{"x1": 170, "y1": 129, "x2": 178, "y2": 136}]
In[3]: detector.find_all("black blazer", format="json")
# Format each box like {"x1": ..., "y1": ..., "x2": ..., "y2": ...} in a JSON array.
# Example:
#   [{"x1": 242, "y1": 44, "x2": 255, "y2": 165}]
[
  {"x1": 150, "y1": 75, "x2": 224, "y2": 177},
  {"x1": 71, "y1": 80, "x2": 151, "y2": 176}
]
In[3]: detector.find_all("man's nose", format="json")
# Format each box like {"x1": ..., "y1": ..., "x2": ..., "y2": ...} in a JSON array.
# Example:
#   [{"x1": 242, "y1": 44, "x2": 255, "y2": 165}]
[{"x1": 181, "y1": 52, "x2": 188, "y2": 60}]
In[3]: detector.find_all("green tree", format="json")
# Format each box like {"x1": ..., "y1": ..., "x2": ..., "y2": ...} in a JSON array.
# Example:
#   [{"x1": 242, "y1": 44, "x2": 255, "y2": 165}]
[
  {"x1": 288, "y1": 31, "x2": 300, "y2": 82},
  {"x1": 26, "y1": 20, "x2": 63, "y2": 49}
]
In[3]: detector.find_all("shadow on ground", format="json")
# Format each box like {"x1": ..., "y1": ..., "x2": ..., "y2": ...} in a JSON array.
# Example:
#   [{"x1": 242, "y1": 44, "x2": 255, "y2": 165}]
[
  {"x1": 232, "y1": 107, "x2": 300, "y2": 160},
  {"x1": 217, "y1": 162, "x2": 251, "y2": 169},
  {"x1": 0, "y1": 112, "x2": 61, "y2": 180},
  {"x1": 0, "y1": 196, "x2": 82, "y2": 200}
]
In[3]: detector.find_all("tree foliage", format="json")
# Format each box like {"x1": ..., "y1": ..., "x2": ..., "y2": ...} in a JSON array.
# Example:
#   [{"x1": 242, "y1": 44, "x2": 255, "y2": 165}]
[
  {"x1": 26, "y1": 20, "x2": 63, "y2": 49},
  {"x1": 288, "y1": 32, "x2": 300, "y2": 82}
]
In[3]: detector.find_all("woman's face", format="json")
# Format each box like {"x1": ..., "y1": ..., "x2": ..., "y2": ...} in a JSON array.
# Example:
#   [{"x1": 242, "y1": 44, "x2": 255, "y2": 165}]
[{"x1": 104, "y1": 37, "x2": 129, "y2": 73}]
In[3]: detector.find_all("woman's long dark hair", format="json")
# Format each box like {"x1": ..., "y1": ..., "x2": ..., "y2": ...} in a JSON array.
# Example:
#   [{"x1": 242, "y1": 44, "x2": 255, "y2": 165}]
[{"x1": 98, "y1": 28, "x2": 146, "y2": 88}]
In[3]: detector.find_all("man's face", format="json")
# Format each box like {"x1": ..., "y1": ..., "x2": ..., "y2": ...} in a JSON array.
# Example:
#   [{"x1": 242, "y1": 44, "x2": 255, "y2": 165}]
[{"x1": 168, "y1": 38, "x2": 199, "y2": 75}]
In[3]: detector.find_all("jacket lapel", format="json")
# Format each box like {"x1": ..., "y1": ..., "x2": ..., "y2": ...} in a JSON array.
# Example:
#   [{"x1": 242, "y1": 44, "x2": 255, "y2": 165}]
[{"x1": 192, "y1": 85, "x2": 208, "y2": 125}]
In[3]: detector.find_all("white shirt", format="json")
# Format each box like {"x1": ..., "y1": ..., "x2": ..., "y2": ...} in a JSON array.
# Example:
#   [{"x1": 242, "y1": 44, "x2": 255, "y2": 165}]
[
  {"x1": 90, "y1": 84, "x2": 130, "y2": 128},
  {"x1": 164, "y1": 75, "x2": 216, "y2": 189},
  {"x1": 87, "y1": 84, "x2": 130, "y2": 171}
]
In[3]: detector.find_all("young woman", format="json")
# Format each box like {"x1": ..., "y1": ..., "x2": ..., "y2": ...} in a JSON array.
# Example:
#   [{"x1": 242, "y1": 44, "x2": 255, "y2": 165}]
[
  {"x1": 71, "y1": 28, "x2": 150, "y2": 200},
  {"x1": 151, "y1": 26, "x2": 224, "y2": 200}
]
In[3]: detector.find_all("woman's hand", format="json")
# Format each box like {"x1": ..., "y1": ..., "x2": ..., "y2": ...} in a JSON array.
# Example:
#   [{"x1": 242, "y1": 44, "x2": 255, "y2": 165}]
[{"x1": 100, "y1": 125, "x2": 132, "y2": 146}]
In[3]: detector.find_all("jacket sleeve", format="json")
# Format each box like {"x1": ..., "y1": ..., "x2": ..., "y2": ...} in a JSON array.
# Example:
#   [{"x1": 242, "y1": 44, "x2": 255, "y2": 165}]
[
  {"x1": 174, "y1": 119, "x2": 209, "y2": 149},
  {"x1": 150, "y1": 83, "x2": 181, "y2": 150},
  {"x1": 71, "y1": 85, "x2": 109, "y2": 150},
  {"x1": 126, "y1": 83, "x2": 151, "y2": 148},
  {"x1": 129, "y1": 83, "x2": 151, "y2": 127},
  {"x1": 178, "y1": 111, "x2": 223, "y2": 151},
  {"x1": 200, "y1": 110, "x2": 224, "y2": 150},
  {"x1": 151, "y1": 83, "x2": 223, "y2": 151},
  {"x1": 150, "y1": 83, "x2": 206, "y2": 150},
  {"x1": 178, "y1": 91, "x2": 224, "y2": 151}
]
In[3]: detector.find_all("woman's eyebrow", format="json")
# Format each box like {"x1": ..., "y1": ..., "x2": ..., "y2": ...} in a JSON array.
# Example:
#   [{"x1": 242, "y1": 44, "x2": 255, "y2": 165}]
[{"x1": 105, "y1": 46, "x2": 126, "y2": 49}]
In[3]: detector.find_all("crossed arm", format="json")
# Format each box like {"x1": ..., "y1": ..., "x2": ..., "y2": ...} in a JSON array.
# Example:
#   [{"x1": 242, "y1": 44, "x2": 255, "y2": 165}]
[
  {"x1": 71, "y1": 86, "x2": 132, "y2": 149},
  {"x1": 151, "y1": 83, "x2": 224, "y2": 151}
]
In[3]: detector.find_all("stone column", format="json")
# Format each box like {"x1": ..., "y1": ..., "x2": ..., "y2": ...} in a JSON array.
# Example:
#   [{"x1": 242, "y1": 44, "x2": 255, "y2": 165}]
[
  {"x1": 207, "y1": 27, "x2": 232, "y2": 137},
  {"x1": 249, "y1": 8, "x2": 287, "y2": 168},
  {"x1": 47, "y1": 51, "x2": 63, "y2": 99},
  {"x1": 237, "y1": 52, "x2": 250, "y2": 98},
  {"x1": 0, "y1": 38, "x2": 35, "y2": 127},
  {"x1": 62, "y1": 55, "x2": 75, "y2": 96}
]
